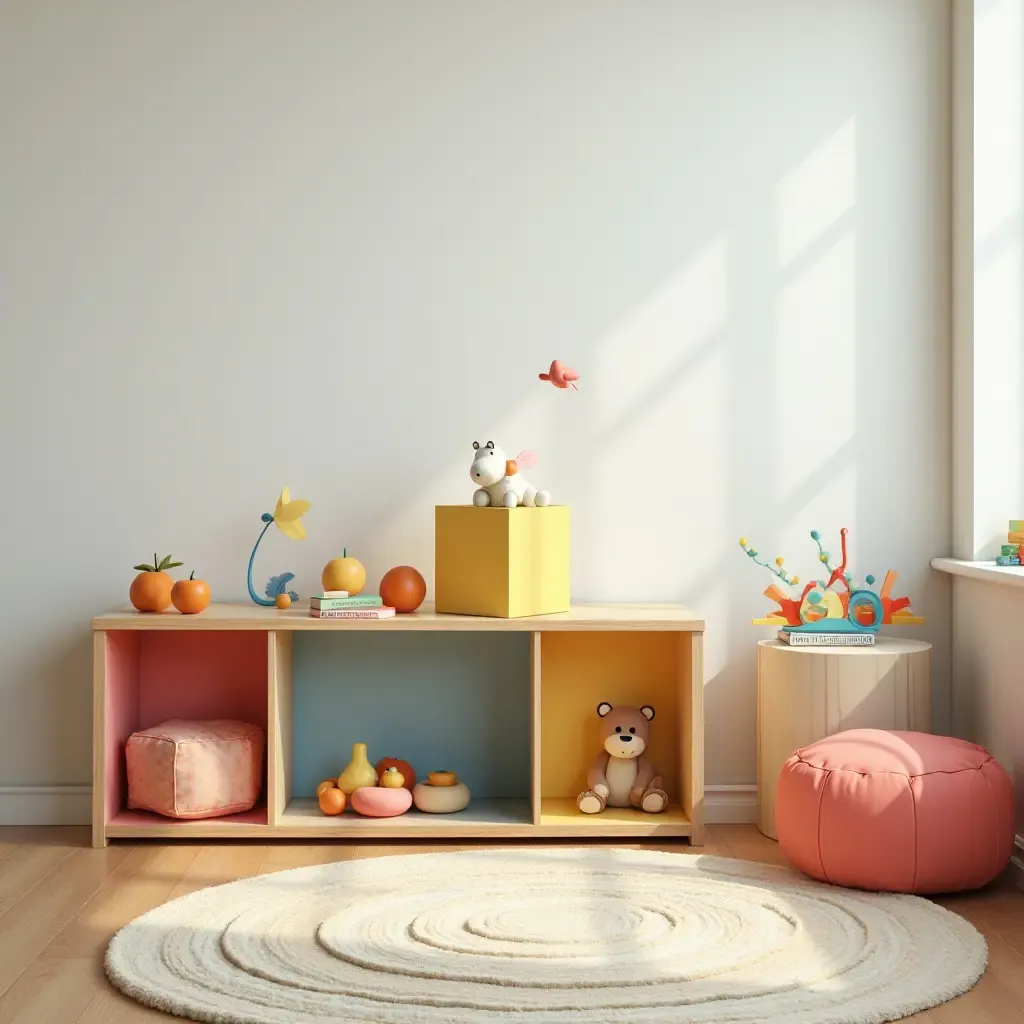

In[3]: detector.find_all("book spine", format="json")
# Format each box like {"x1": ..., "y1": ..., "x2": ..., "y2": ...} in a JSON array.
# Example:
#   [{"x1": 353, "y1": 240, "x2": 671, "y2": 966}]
[
  {"x1": 310, "y1": 596, "x2": 384, "y2": 609},
  {"x1": 310, "y1": 607, "x2": 395, "y2": 619},
  {"x1": 780, "y1": 631, "x2": 875, "y2": 646}
]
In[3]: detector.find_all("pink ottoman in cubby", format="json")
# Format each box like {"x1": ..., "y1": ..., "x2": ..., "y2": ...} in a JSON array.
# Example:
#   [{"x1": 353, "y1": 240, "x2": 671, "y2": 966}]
[
  {"x1": 776, "y1": 729, "x2": 1014, "y2": 894},
  {"x1": 126, "y1": 719, "x2": 265, "y2": 820}
]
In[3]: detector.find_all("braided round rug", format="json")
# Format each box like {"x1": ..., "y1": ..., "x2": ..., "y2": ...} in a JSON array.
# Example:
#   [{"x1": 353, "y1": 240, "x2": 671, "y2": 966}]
[{"x1": 105, "y1": 847, "x2": 985, "y2": 1023}]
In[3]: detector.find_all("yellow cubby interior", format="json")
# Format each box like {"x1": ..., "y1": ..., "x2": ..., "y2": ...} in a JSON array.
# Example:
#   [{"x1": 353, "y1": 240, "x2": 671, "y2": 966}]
[{"x1": 540, "y1": 630, "x2": 683, "y2": 806}]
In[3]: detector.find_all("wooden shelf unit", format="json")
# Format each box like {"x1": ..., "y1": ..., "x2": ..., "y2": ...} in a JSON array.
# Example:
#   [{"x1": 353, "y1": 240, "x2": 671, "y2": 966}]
[{"x1": 92, "y1": 602, "x2": 704, "y2": 847}]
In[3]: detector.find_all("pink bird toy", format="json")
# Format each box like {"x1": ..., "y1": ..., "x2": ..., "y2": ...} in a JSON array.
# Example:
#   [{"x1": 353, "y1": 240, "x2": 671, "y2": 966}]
[{"x1": 539, "y1": 360, "x2": 579, "y2": 390}]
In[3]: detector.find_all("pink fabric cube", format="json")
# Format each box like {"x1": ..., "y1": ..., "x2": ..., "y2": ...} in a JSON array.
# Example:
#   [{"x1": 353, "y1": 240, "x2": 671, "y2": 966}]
[
  {"x1": 777, "y1": 729, "x2": 1015, "y2": 894},
  {"x1": 126, "y1": 719, "x2": 264, "y2": 819}
]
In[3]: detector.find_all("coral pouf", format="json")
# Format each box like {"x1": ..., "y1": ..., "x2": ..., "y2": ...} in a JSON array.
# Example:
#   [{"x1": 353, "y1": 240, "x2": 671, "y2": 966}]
[{"x1": 777, "y1": 729, "x2": 1014, "y2": 894}]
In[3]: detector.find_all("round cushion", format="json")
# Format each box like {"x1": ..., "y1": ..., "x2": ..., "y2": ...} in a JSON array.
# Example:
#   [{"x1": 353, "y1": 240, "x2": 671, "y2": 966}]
[
  {"x1": 777, "y1": 729, "x2": 1015, "y2": 894},
  {"x1": 350, "y1": 786, "x2": 412, "y2": 818},
  {"x1": 412, "y1": 781, "x2": 470, "y2": 814}
]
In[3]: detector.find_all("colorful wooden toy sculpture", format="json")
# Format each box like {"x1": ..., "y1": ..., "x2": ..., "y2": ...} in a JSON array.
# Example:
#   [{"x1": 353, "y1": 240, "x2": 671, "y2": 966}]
[
  {"x1": 245, "y1": 486, "x2": 310, "y2": 607},
  {"x1": 739, "y1": 527, "x2": 924, "y2": 634}
]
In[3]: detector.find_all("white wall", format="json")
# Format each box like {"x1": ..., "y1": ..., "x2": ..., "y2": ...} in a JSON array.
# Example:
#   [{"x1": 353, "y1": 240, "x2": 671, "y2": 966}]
[
  {"x1": 952, "y1": 580, "x2": 1024, "y2": 839},
  {"x1": 0, "y1": 1, "x2": 951, "y2": 809},
  {"x1": 948, "y1": 0, "x2": 1023, "y2": 882},
  {"x1": 954, "y1": 0, "x2": 1024, "y2": 560}
]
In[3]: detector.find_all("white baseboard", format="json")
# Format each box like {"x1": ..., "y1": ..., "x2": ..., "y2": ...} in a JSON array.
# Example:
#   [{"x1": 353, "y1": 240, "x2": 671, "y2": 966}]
[
  {"x1": 1012, "y1": 834, "x2": 1024, "y2": 893},
  {"x1": 0, "y1": 785, "x2": 92, "y2": 826},
  {"x1": 1, "y1": 783, "x2": 758, "y2": 829},
  {"x1": 704, "y1": 785, "x2": 757, "y2": 824}
]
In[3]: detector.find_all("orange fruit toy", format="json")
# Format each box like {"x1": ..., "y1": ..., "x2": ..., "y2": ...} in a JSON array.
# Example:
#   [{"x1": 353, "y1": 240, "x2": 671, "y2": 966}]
[
  {"x1": 171, "y1": 570, "x2": 211, "y2": 614},
  {"x1": 318, "y1": 786, "x2": 346, "y2": 815},
  {"x1": 322, "y1": 548, "x2": 366, "y2": 595},
  {"x1": 379, "y1": 566, "x2": 426, "y2": 613},
  {"x1": 129, "y1": 553, "x2": 181, "y2": 612},
  {"x1": 375, "y1": 756, "x2": 416, "y2": 790}
]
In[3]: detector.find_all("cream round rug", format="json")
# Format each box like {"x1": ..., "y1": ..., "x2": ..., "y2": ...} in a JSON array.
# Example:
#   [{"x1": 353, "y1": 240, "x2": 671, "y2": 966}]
[{"x1": 106, "y1": 847, "x2": 985, "y2": 1023}]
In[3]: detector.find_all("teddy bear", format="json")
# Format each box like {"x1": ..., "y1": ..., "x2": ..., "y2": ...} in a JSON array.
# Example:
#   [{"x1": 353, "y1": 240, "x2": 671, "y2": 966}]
[{"x1": 577, "y1": 702, "x2": 668, "y2": 814}]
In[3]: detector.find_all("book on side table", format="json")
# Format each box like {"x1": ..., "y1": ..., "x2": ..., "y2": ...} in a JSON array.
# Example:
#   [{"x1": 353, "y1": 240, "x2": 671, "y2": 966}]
[{"x1": 777, "y1": 630, "x2": 875, "y2": 647}]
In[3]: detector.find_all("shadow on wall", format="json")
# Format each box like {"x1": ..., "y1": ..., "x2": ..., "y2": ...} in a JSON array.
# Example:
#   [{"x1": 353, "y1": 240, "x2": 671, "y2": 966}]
[{"x1": 0, "y1": 1, "x2": 951, "y2": 788}]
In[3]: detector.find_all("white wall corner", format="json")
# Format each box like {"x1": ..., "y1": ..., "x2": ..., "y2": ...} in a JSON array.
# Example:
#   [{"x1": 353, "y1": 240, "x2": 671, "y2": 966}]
[
  {"x1": 951, "y1": 0, "x2": 974, "y2": 559},
  {"x1": 704, "y1": 785, "x2": 757, "y2": 825},
  {"x1": 0, "y1": 785, "x2": 92, "y2": 826}
]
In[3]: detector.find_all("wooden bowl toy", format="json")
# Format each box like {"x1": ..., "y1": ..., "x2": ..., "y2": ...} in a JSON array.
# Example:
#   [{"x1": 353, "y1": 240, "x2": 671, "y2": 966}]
[{"x1": 414, "y1": 771, "x2": 471, "y2": 813}]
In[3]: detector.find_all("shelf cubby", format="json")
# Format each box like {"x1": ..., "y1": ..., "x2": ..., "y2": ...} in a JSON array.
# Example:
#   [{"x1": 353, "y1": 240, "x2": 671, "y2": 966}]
[
  {"x1": 93, "y1": 629, "x2": 270, "y2": 838},
  {"x1": 289, "y1": 631, "x2": 531, "y2": 803},
  {"x1": 539, "y1": 630, "x2": 695, "y2": 836},
  {"x1": 92, "y1": 603, "x2": 703, "y2": 846}
]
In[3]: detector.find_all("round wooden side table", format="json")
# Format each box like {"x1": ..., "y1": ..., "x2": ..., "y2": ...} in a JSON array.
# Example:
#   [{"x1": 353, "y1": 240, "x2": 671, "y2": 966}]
[{"x1": 756, "y1": 637, "x2": 932, "y2": 839}]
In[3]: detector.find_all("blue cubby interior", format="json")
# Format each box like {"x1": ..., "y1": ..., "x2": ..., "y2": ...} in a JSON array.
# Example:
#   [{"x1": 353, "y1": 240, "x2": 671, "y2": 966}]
[{"x1": 292, "y1": 630, "x2": 531, "y2": 800}]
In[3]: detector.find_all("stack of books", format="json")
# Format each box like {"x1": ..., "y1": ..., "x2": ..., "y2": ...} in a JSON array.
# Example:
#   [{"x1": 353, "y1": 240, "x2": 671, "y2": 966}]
[
  {"x1": 995, "y1": 520, "x2": 1024, "y2": 566},
  {"x1": 308, "y1": 591, "x2": 396, "y2": 620}
]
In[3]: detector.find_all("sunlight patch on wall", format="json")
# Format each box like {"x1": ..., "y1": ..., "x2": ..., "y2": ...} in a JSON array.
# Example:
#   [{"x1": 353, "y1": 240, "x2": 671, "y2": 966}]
[
  {"x1": 775, "y1": 120, "x2": 856, "y2": 268},
  {"x1": 774, "y1": 233, "x2": 856, "y2": 498},
  {"x1": 973, "y1": 0, "x2": 1024, "y2": 554},
  {"x1": 974, "y1": 0, "x2": 1023, "y2": 240},
  {"x1": 974, "y1": 241, "x2": 1024, "y2": 543},
  {"x1": 582, "y1": 342, "x2": 728, "y2": 601},
  {"x1": 593, "y1": 236, "x2": 728, "y2": 433}
]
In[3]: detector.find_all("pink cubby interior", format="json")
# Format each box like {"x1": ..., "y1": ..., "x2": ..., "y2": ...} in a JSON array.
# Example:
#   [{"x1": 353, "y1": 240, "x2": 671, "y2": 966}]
[{"x1": 103, "y1": 630, "x2": 269, "y2": 825}]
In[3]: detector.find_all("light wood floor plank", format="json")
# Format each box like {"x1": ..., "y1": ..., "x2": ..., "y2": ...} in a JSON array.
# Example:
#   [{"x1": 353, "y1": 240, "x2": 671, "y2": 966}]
[
  {"x1": 75, "y1": 843, "x2": 269, "y2": 1024},
  {"x1": 928, "y1": 962, "x2": 1024, "y2": 1024},
  {"x1": 0, "y1": 844, "x2": 130, "y2": 997},
  {"x1": 712, "y1": 824, "x2": 791, "y2": 866},
  {"x1": 0, "y1": 955, "x2": 98, "y2": 1024},
  {"x1": 46, "y1": 845, "x2": 200, "y2": 959},
  {"x1": 0, "y1": 828, "x2": 32, "y2": 868},
  {"x1": 0, "y1": 845, "x2": 197, "y2": 1024},
  {"x1": 164, "y1": 842, "x2": 268, "y2": 900},
  {"x1": 0, "y1": 843, "x2": 77, "y2": 917}
]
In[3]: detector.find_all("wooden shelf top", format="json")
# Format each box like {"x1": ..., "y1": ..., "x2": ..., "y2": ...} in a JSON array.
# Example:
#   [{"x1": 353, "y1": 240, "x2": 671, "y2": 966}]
[{"x1": 93, "y1": 600, "x2": 704, "y2": 632}]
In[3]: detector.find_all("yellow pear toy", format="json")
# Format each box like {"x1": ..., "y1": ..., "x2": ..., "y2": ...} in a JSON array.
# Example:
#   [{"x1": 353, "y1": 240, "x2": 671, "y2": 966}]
[
  {"x1": 380, "y1": 766, "x2": 405, "y2": 788},
  {"x1": 337, "y1": 742, "x2": 378, "y2": 795}
]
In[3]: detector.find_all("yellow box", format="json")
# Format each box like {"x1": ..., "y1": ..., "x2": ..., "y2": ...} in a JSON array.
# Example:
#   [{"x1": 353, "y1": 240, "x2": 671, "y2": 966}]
[{"x1": 434, "y1": 505, "x2": 570, "y2": 618}]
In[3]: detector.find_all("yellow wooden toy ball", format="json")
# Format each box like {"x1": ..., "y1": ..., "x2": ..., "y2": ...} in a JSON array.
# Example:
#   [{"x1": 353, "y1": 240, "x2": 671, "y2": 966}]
[
  {"x1": 275, "y1": 592, "x2": 292, "y2": 609},
  {"x1": 322, "y1": 548, "x2": 367, "y2": 595}
]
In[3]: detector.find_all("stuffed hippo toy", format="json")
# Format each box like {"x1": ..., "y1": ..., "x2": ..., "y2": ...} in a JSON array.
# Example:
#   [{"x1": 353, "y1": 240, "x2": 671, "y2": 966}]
[
  {"x1": 577, "y1": 703, "x2": 668, "y2": 814},
  {"x1": 469, "y1": 441, "x2": 550, "y2": 508}
]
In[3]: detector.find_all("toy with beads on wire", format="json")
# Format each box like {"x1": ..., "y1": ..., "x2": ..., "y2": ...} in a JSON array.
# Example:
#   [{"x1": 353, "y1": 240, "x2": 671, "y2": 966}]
[{"x1": 739, "y1": 527, "x2": 924, "y2": 633}]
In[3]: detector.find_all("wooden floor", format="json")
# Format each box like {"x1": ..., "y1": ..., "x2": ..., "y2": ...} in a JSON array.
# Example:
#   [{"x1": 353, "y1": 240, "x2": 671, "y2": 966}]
[{"x1": 0, "y1": 824, "x2": 1021, "y2": 1023}]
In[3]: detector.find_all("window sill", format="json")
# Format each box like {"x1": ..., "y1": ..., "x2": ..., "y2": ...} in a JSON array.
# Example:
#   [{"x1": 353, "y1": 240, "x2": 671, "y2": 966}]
[{"x1": 931, "y1": 558, "x2": 1024, "y2": 587}]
